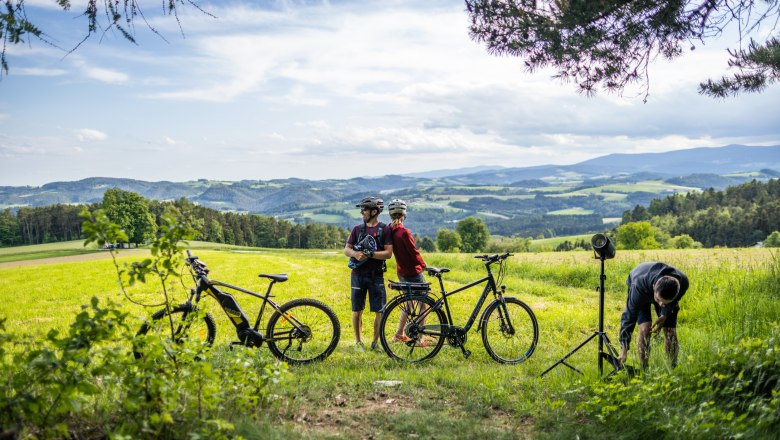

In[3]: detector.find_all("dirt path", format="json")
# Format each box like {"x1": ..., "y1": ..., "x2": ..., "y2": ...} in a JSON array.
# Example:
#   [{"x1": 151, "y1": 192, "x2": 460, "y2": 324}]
[{"x1": 0, "y1": 250, "x2": 149, "y2": 269}]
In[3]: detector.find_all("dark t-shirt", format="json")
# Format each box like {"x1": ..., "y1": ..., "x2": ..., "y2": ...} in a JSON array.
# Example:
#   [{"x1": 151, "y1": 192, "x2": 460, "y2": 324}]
[{"x1": 347, "y1": 223, "x2": 392, "y2": 275}]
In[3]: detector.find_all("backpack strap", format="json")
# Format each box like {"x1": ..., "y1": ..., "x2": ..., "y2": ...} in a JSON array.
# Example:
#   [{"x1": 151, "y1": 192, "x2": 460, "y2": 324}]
[
  {"x1": 358, "y1": 222, "x2": 387, "y2": 273},
  {"x1": 359, "y1": 222, "x2": 386, "y2": 245},
  {"x1": 376, "y1": 222, "x2": 385, "y2": 246}
]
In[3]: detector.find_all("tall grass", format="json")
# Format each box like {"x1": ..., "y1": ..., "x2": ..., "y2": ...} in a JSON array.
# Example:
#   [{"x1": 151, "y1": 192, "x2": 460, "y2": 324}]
[{"x1": 0, "y1": 247, "x2": 777, "y2": 438}]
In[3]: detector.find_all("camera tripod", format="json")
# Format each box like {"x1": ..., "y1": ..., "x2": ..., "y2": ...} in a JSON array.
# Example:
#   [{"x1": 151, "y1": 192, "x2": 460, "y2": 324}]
[{"x1": 540, "y1": 253, "x2": 622, "y2": 377}]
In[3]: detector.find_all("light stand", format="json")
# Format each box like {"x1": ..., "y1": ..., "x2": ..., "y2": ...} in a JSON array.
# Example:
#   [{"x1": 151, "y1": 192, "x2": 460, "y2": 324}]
[{"x1": 540, "y1": 234, "x2": 622, "y2": 378}]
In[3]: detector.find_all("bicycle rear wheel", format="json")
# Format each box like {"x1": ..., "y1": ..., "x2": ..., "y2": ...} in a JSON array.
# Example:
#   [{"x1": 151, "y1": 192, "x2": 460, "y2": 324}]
[
  {"x1": 135, "y1": 304, "x2": 216, "y2": 359},
  {"x1": 379, "y1": 294, "x2": 446, "y2": 363},
  {"x1": 481, "y1": 297, "x2": 538, "y2": 364},
  {"x1": 266, "y1": 298, "x2": 340, "y2": 364}
]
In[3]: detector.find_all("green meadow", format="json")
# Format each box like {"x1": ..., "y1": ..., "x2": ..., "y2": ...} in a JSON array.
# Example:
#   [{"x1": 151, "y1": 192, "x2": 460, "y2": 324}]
[
  {"x1": 0, "y1": 240, "x2": 102, "y2": 263},
  {"x1": 0, "y1": 244, "x2": 778, "y2": 438}
]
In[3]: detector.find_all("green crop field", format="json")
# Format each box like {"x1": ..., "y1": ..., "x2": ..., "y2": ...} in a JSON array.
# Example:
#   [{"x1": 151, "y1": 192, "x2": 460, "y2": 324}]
[
  {"x1": 0, "y1": 245, "x2": 777, "y2": 438},
  {"x1": 546, "y1": 207, "x2": 594, "y2": 215}
]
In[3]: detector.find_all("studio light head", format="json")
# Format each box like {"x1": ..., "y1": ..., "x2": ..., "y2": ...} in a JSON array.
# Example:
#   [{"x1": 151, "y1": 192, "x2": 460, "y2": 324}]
[{"x1": 591, "y1": 233, "x2": 616, "y2": 260}]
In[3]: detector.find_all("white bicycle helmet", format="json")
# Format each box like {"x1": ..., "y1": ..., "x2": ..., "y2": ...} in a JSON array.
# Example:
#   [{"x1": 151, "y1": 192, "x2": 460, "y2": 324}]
[{"x1": 388, "y1": 199, "x2": 407, "y2": 216}]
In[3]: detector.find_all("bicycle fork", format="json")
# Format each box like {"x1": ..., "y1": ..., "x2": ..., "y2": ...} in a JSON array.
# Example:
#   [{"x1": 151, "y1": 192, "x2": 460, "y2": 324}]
[{"x1": 493, "y1": 286, "x2": 516, "y2": 336}]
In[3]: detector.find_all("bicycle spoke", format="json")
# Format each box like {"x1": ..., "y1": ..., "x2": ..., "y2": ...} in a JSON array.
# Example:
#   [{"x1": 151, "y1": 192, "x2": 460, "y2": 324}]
[
  {"x1": 380, "y1": 295, "x2": 445, "y2": 362},
  {"x1": 482, "y1": 298, "x2": 538, "y2": 364},
  {"x1": 267, "y1": 299, "x2": 340, "y2": 364}
]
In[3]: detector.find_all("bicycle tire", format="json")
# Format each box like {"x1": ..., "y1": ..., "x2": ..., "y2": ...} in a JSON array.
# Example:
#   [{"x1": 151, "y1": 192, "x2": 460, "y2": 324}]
[
  {"x1": 135, "y1": 304, "x2": 216, "y2": 359},
  {"x1": 266, "y1": 298, "x2": 340, "y2": 365},
  {"x1": 379, "y1": 294, "x2": 446, "y2": 363},
  {"x1": 481, "y1": 297, "x2": 538, "y2": 364}
]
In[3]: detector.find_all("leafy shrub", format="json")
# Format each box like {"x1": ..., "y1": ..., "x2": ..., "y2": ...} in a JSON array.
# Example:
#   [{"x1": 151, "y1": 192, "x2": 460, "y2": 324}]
[
  {"x1": 765, "y1": 231, "x2": 780, "y2": 247},
  {"x1": 485, "y1": 235, "x2": 532, "y2": 253},
  {"x1": 0, "y1": 299, "x2": 287, "y2": 439},
  {"x1": 575, "y1": 325, "x2": 780, "y2": 439}
]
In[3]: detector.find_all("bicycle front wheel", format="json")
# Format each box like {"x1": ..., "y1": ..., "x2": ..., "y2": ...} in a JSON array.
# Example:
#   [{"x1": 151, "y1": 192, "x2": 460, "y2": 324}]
[
  {"x1": 379, "y1": 294, "x2": 446, "y2": 363},
  {"x1": 135, "y1": 304, "x2": 216, "y2": 359},
  {"x1": 266, "y1": 298, "x2": 340, "y2": 364},
  {"x1": 481, "y1": 297, "x2": 538, "y2": 364}
]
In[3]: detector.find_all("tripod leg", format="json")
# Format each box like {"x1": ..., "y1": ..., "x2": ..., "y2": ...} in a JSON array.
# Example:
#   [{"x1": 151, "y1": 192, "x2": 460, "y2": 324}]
[
  {"x1": 540, "y1": 332, "x2": 599, "y2": 377},
  {"x1": 599, "y1": 333, "x2": 632, "y2": 378}
]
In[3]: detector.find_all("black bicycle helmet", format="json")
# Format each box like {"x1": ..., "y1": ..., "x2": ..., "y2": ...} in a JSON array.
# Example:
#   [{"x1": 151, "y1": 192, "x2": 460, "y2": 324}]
[{"x1": 356, "y1": 196, "x2": 384, "y2": 213}]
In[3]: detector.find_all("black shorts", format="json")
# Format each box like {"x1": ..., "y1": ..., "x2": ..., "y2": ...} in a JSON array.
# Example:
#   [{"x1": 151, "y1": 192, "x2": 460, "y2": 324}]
[
  {"x1": 637, "y1": 302, "x2": 679, "y2": 328},
  {"x1": 351, "y1": 272, "x2": 386, "y2": 312}
]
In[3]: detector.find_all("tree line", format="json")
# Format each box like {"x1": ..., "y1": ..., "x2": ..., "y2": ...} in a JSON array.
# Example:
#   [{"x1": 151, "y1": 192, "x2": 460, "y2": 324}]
[
  {"x1": 620, "y1": 179, "x2": 780, "y2": 248},
  {"x1": 0, "y1": 189, "x2": 349, "y2": 250}
]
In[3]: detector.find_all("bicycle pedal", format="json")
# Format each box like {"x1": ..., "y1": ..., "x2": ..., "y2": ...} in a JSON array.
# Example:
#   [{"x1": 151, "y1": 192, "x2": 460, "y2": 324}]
[
  {"x1": 229, "y1": 341, "x2": 243, "y2": 350},
  {"x1": 461, "y1": 347, "x2": 471, "y2": 359}
]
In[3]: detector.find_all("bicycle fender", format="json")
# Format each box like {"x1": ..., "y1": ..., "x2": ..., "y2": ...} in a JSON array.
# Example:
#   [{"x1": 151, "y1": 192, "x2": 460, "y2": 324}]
[{"x1": 477, "y1": 296, "x2": 516, "y2": 332}]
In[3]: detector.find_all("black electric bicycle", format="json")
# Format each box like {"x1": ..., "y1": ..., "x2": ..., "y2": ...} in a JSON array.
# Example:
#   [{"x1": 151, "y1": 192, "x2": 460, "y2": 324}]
[
  {"x1": 136, "y1": 250, "x2": 341, "y2": 364},
  {"x1": 379, "y1": 253, "x2": 538, "y2": 364}
]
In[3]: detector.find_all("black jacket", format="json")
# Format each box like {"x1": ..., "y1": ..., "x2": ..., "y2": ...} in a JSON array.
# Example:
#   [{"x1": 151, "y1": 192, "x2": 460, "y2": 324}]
[{"x1": 619, "y1": 262, "x2": 689, "y2": 349}]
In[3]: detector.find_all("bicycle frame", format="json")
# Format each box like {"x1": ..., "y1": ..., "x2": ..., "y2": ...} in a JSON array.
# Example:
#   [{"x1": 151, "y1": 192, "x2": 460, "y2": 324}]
[
  {"x1": 186, "y1": 261, "x2": 307, "y2": 344},
  {"x1": 417, "y1": 256, "x2": 506, "y2": 336}
]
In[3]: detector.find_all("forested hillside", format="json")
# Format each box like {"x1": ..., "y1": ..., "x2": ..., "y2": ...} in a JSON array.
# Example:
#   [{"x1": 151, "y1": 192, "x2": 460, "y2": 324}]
[
  {"x1": 0, "y1": 195, "x2": 348, "y2": 250},
  {"x1": 621, "y1": 179, "x2": 780, "y2": 247}
]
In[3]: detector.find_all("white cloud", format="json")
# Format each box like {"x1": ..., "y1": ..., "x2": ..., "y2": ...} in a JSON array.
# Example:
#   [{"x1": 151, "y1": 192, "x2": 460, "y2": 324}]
[
  {"x1": 74, "y1": 129, "x2": 108, "y2": 141},
  {"x1": 2, "y1": 0, "x2": 777, "y2": 186},
  {"x1": 15, "y1": 67, "x2": 67, "y2": 77},
  {"x1": 84, "y1": 67, "x2": 129, "y2": 84}
]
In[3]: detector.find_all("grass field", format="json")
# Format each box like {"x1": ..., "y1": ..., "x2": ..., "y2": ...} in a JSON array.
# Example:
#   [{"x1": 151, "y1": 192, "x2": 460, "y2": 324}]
[
  {"x1": 0, "y1": 240, "x2": 104, "y2": 263},
  {"x1": 1, "y1": 244, "x2": 777, "y2": 438}
]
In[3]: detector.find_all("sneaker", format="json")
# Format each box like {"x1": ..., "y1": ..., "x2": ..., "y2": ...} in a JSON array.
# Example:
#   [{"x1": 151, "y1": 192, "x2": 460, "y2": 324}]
[
  {"x1": 392, "y1": 334, "x2": 412, "y2": 343},
  {"x1": 354, "y1": 342, "x2": 365, "y2": 352},
  {"x1": 370, "y1": 340, "x2": 381, "y2": 351}
]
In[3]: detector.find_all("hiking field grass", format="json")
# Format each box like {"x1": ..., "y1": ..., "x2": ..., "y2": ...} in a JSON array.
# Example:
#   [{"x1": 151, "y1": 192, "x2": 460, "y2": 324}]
[{"x1": 0, "y1": 246, "x2": 777, "y2": 438}]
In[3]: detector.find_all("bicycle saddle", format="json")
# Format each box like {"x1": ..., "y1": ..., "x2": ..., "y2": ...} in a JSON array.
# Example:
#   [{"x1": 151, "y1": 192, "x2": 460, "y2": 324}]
[
  {"x1": 259, "y1": 273, "x2": 288, "y2": 282},
  {"x1": 426, "y1": 267, "x2": 450, "y2": 275}
]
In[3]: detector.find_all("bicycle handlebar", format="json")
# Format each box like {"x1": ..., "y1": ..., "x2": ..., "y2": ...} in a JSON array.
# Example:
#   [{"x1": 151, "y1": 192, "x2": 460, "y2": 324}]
[
  {"x1": 473, "y1": 252, "x2": 513, "y2": 264},
  {"x1": 184, "y1": 249, "x2": 208, "y2": 276}
]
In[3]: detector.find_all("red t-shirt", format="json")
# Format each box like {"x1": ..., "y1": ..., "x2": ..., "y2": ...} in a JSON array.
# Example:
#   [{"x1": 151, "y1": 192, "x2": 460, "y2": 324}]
[{"x1": 391, "y1": 224, "x2": 426, "y2": 278}]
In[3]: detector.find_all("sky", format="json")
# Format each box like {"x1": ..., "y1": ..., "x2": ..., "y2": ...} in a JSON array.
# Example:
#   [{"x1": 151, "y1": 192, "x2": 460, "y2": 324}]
[{"x1": 1, "y1": 0, "x2": 779, "y2": 187}]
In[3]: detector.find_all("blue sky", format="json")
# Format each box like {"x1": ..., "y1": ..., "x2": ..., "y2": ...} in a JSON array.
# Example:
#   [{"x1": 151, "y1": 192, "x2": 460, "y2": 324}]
[{"x1": 1, "y1": 0, "x2": 779, "y2": 187}]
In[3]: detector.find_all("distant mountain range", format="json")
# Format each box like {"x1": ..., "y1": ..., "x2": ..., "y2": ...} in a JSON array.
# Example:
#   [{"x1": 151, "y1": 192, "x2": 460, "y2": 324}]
[
  {"x1": 448, "y1": 144, "x2": 780, "y2": 184},
  {"x1": 1, "y1": 144, "x2": 778, "y2": 237}
]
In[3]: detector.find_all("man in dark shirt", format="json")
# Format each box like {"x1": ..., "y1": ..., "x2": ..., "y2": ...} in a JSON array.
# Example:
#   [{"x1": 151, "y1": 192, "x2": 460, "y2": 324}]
[
  {"x1": 343, "y1": 197, "x2": 393, "y2": 351},
  {"x1": 618, "y1": 262, "x2": 689, "y2": 368}
]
